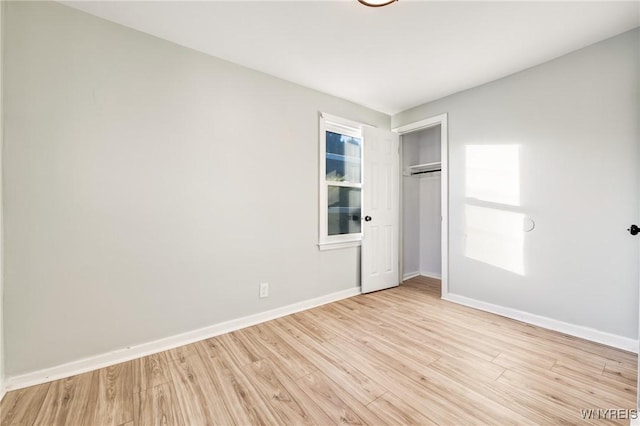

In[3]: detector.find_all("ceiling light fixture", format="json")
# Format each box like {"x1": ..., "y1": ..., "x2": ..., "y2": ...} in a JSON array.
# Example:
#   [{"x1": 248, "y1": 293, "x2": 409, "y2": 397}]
[{"x1": 357, "y1": 0, "x2": 397, "y2": 7}]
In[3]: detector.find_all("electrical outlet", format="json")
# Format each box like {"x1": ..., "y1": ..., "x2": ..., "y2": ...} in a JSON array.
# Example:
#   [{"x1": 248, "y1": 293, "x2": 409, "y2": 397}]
[{"x1": 259, "y1": 282, "x2": 269, "y2": 298}]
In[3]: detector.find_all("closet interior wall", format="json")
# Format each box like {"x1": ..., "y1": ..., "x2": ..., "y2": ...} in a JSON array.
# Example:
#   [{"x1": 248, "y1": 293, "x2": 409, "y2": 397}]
[{"x1": 402, "y1": 126, "x2": 442, "y2": 280}]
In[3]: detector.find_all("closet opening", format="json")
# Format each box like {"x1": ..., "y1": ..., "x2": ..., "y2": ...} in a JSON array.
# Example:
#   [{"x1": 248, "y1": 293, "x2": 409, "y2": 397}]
[{"x1": 395, "y1": 114, "x2": 448, "y2": 297}]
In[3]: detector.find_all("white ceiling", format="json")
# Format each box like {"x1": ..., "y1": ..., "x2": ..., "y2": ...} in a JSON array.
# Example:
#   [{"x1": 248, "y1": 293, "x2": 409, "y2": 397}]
[{"x1": 63, "y1": 1, "x2": 640, "y2": 115}]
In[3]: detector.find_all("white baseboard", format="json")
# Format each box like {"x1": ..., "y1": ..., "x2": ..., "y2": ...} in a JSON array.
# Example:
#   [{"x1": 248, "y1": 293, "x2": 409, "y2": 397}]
[
  {"x1": 4, "y1": 287, "x2": 362, "y2": 392},
  {"x1": 443, "y1": 293, "x2": 638, "y2": 353},
  {"x1": 403, "y1": 271, "x2": 442, "y2": 281},
  {"x1": 420, "y1": 271, "x2": 442, "y2": 280},
  {"x1": 402, "y1": 271, "x2": 420, "y2": 281}
]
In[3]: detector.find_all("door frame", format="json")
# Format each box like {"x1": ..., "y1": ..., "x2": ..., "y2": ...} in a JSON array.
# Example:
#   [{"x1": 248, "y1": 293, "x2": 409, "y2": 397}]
[{"x1": 393, "y1": 113, "x2": 449, "y2": 298}]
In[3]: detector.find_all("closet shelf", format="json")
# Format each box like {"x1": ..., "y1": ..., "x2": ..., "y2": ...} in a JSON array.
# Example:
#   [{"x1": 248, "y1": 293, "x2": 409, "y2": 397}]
[{"x1": 405, "y1": 162, "x2": 441, "y2": 176}]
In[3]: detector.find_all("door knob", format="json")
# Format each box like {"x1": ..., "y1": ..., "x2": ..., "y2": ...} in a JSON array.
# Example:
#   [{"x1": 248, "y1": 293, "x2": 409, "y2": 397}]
[
  {"x1": 364, "y1": 216, "x2": 372, "y2": 222},
  {"x1": 628, "y1": 224, "x2": 639, "y2": 235}
]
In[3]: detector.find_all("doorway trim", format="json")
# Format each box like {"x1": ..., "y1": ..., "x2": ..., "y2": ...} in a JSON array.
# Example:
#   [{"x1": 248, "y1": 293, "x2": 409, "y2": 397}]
[{"x1": 393, "y1": 113, "x2": 449, "y2": 298}]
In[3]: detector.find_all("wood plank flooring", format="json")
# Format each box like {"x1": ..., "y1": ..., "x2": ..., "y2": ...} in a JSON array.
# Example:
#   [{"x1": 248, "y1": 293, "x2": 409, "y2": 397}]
[{"x1": 1, "y1": 276, "x2": 637, "y2": 425}]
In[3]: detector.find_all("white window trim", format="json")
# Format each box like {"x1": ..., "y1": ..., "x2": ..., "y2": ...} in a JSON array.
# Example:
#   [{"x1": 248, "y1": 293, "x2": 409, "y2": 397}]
[{"x1": 318, "y1": 113, "x2": 364, "y2": 250}]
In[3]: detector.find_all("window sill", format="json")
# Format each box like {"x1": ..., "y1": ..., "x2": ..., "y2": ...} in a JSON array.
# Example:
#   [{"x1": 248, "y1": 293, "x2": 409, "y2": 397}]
[{"x1": 318, "y1": 240, "x2": 362, "y2": 251}]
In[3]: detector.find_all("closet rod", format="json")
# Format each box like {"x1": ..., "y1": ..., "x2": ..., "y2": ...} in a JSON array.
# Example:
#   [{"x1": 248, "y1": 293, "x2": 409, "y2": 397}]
[{"x1": 411, "y1": 169, "x2": 441, "y2": 175}]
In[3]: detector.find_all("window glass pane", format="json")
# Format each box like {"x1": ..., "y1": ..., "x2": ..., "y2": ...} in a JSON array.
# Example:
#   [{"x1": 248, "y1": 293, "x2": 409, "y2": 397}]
[
  {"x1": 328, "y1": 186, "x2": 361, "y2": 236},
  {"x1": 326, "y1": 131, "x2": 361, "y2": 183}
]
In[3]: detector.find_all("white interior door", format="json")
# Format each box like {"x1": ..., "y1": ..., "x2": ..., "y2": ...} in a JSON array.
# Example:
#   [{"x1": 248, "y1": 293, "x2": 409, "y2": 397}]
[
  {"x1": 361, "y1": 127, "x2": 399, "y2": 293},
  {"x1": 637, "y1": 221, "x2": 640, "y2": 417}
]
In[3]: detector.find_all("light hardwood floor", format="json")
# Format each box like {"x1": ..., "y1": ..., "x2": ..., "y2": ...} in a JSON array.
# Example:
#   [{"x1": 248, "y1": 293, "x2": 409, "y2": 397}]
[{"x1": 1, "y1": 276, "x2": 637, "y2": 425}]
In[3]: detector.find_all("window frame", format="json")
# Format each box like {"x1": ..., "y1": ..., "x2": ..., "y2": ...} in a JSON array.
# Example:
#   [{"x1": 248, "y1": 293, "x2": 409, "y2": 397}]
[{"x1": 318, "y1": 113, "x2": 364, "y2": 251}]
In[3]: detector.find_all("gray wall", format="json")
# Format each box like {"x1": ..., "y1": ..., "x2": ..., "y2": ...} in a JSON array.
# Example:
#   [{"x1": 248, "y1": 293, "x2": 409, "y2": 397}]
[
  {"x1": 393, "y1": 28, "x2": 640, "y2": 339},
  {"x1": 417, "y1": 126, "x2": 442, "y2": 278},
  {"x1": 3, "y1": 1, "x2": 389, "y2": 376},
  {"x1": 402, "y1": 134, "x2": 420, "y2": 276},
  {"x1": 402, "y1": 126, "x2": 442, "y2": 278}
]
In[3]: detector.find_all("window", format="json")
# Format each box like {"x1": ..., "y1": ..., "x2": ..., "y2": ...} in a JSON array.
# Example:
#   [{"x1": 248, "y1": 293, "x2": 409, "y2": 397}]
[{"x1": 319, "y1": 113, "x2": 364, "y2": 250}]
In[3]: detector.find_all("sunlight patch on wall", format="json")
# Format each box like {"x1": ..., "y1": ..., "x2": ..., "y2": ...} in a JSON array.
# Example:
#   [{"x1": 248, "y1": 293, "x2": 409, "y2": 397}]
[
  {"x1": 465, "y1": 205, "x2": 525, "y2": 276},
  {"x1": 466, "y1": 145, "x2": 520, "y2": 206}
]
